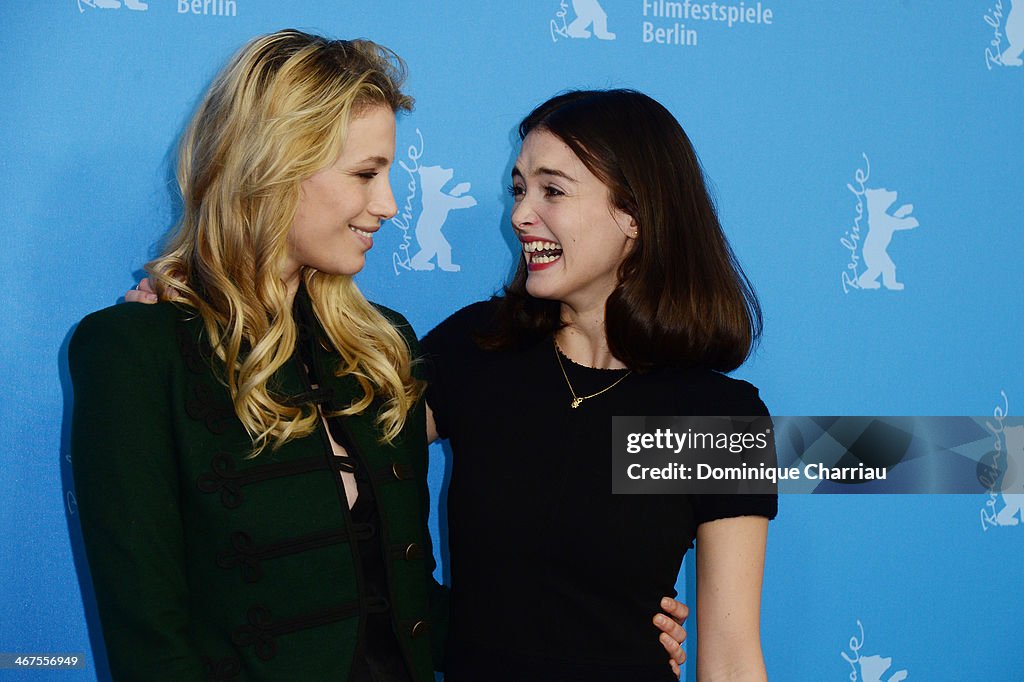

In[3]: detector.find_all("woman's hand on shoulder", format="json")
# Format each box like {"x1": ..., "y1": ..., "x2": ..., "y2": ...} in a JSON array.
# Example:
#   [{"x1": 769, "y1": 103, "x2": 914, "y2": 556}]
[
  {"x1": 125, "y1": 278, "x2": 159, "y2": 304},
  {"x1": 125, "y1": 277, "x2": 182, "y2": 304},
  {"x1": 654, "y1": 596, "x2": 689, "y2": 676}
]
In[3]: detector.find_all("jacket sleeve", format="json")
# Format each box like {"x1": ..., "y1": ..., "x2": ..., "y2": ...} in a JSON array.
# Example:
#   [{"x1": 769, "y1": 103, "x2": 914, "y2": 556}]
[{"x1": 69, "y1": 308, "x2": 207, "y2": 680}]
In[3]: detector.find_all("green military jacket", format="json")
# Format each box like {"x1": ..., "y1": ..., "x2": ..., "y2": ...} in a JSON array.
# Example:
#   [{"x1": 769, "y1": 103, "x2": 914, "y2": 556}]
[{"x1": 70, "y1": 291, "x2": 446, "y2": 681}]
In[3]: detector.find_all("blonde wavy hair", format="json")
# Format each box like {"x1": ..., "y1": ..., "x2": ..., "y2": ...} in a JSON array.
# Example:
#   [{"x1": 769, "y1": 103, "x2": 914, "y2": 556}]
[{"x1": 148, "y1": 29, "x2": 419, "y2": 454}]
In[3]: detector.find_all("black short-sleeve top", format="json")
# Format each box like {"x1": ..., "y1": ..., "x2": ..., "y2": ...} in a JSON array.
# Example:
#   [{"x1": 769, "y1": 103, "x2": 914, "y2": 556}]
[{"x1": 421, "y1": 299, "x2": 777, "y2": 682}]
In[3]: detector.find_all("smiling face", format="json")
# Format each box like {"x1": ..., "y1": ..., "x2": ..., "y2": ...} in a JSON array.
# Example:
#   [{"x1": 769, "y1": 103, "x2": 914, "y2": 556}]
[
  {"x1": 282, "y1": 105, "x2": 398, "y2": 287},
  {"x1": 509, "y1": 129, "x2": 636, "y2": 311}
]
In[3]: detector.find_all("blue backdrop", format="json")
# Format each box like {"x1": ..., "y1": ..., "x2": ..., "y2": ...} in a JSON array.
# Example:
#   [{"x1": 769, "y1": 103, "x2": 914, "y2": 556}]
[{"x1": 2, "y1": 1, "x2": 1022, "y2": 680}]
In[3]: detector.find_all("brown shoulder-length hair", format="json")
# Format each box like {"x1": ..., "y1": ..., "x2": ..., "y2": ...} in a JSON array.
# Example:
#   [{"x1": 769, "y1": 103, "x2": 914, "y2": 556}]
[{"x1": 482, "y1": 89, "x2": 762, "y2": 373}]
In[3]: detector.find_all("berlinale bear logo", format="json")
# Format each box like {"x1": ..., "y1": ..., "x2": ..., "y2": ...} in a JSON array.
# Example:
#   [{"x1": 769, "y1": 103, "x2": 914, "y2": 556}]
[
  {"x1": 981, "y1": 425, "x2": 1024, "y2": 528},
  {"x1": 391, "y1": 129, "x2": 477, "y2": 275},
  {"x1": 986, "y1": 0, "x2": 1024, "y2": 68},
  {"x1": 840, "y1": 154, "x2": 922, "y2": 293},
  {"x1": 992, "y1": 426, "x2": 1024, "y2": 525},
  {"x1": 408, "y1": 166, "x2": 477, "y2": 272},
  {"x1": 78, "y1": 0, "x2": 147, "y2": 10},
  {"x1": 857, "y1": 188, "x2": 919, "y2": 291},
  {"x1": 841, "y1": 621, "x2": 908, "y2": 682},
  {"x1": 551, "y1": 0, "x2": 616, "y2": 42}
]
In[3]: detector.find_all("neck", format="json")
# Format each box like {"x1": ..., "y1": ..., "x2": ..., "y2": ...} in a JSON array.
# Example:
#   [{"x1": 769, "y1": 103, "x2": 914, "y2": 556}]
[
  {"x1": 556, "y1": 300, "x2": 626, "y2": 370},
  {"x1": 282, "y1": 269, "x2": 301, "y2": 307}
]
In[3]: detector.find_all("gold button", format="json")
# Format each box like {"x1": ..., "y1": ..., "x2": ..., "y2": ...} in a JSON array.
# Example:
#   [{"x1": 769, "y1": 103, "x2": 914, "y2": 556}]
[
  {"x1": 411, "y1": 620, "x2": 427, "y2": 638},
  {"x1": 404, "y1": 543, "x2": 421, "y2": 560}
]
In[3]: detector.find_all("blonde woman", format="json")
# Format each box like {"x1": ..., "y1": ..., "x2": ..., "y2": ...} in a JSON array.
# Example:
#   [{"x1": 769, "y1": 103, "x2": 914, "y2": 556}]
[{"x1": 70, "y1": 30, "x2": 444, "y2": 681}]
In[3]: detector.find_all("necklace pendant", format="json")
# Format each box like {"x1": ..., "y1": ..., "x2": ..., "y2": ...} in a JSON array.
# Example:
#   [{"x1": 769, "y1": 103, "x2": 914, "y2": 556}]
[{"x1": 571, "y1": 397, "x2": 583, "y2": 409}]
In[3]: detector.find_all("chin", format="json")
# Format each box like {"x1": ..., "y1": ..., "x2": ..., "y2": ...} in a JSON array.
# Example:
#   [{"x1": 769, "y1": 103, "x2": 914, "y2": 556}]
[
  {"x1": 524, "y1": 279, "x2": 561, "y2": 302},
  {"x1": 322, "y1": 258, "x2": 366, "y2": 278}
]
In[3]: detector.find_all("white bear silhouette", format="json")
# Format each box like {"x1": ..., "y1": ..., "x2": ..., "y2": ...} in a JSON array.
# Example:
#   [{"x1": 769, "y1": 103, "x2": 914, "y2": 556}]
[
  {"x1": 567, "y1": 0, "x2": 616, "y2": 40},
  {"x1": 993, "y1": 426, "x2": 1024, "y2": 525},
  {"x1": 83, "y1": 0, "x2": 148, "y2": 9},
  {"x1": 859, "y1": 654, "x2": 908, "y2": 682},
  {"x1": 409, "y1": 166, "x2": 476, "y2": 272},
  {"x1": 857, "y1": 188, "x2": 919, "y2": 291},
  {"x1": 1003, "y1": 0, "x2": 1024, "y2": 65}
]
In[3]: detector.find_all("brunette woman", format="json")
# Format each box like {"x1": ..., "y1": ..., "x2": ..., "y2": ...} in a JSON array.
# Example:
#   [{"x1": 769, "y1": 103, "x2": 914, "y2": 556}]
[{"x1": 422, "y1": 89, "x2": 775, "y2": 681}]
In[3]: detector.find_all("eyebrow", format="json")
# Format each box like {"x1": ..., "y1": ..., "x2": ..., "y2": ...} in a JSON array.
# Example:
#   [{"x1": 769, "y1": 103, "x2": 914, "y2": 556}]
[
  {"x1": 356, "y1": 155, "x2": 392, "y2": 166},
  {"x1": 511, "y1": 166, "x2": 577, "y2": 182}
]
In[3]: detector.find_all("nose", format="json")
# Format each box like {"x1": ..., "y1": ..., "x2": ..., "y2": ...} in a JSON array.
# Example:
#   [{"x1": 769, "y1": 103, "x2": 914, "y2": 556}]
[
  {"x1": 370, "y1": 179, "x2": 398, "y2": 221},
  {"x1": 510, "y1": 195, "x2": 535, "y2": 232}
]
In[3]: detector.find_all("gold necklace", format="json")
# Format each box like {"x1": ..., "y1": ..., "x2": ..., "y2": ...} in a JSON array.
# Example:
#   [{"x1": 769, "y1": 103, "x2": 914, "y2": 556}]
[{"x1": 553, "y1": 340, "x2": 631, "y2": 409}]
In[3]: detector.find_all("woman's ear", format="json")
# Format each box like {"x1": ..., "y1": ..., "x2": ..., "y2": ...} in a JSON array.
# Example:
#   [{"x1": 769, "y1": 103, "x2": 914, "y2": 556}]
[
  {"x1": 613, "y1": 206, "x2": 638, "y2": 239},
  {"x1": 627, "y1": 217, "x2": 639, "y2": 240}
]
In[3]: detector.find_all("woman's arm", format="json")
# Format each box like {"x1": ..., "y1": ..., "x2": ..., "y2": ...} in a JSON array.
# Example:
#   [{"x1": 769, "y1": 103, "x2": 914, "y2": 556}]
[
  {"x1": 426, "y1": 404, "x2": 439, "y2": 444},
  {"x1": 695, "y1": 515, "x2": 769, "y2": 682},
  {"x1": 70, "y1": 309, "x2": 206, "y2": 680}
]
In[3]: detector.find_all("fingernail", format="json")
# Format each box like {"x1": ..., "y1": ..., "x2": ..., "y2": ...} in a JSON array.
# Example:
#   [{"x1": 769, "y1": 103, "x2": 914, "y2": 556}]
[
  {"x1": 661, "y1": 597, "x2": 671, "y2": 609},
  {"x1": 656, "y1": 615, "x2": 667, "y2": 626}
]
